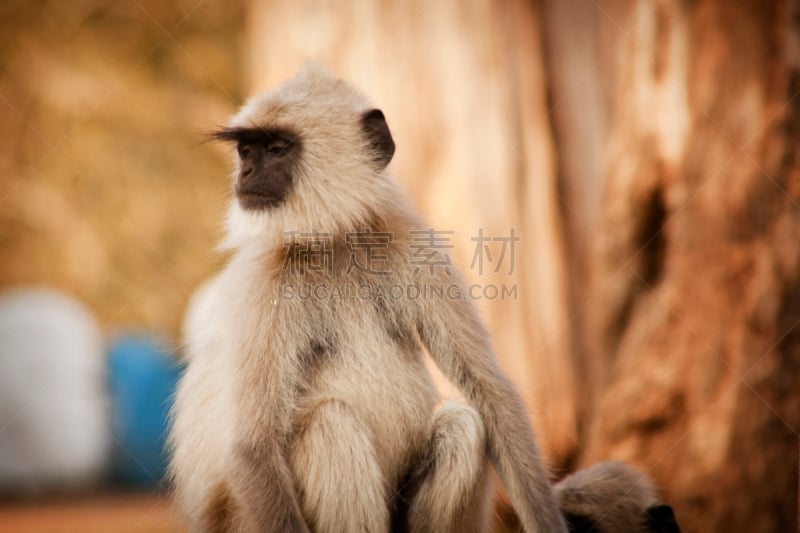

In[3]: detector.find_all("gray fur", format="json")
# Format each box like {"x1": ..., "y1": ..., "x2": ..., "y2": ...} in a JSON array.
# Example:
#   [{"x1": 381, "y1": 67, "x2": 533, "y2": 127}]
[
  {"x1": 556, "y1": 461, "x2": 680, "y2": 533},
  {"x1": 168, "y1": 65, "x2": 568, "y2": 532}
]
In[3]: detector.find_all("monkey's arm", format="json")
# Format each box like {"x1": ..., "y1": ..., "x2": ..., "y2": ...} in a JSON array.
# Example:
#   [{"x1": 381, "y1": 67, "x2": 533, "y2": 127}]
[{"x1": 415, "y1": 271, "x2": 568, "y2": 533}]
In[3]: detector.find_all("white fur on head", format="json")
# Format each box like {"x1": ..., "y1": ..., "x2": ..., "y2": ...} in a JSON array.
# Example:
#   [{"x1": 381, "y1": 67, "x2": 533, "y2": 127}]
[{"x1": 220, "y1": 64, "x2": 399, "y2": 251}]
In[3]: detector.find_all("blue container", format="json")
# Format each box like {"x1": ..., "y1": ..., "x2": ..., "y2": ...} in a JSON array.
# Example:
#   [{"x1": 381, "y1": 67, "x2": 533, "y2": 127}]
[{"x1": 107, "y1": 334, "x2": 183, "y2": 488}]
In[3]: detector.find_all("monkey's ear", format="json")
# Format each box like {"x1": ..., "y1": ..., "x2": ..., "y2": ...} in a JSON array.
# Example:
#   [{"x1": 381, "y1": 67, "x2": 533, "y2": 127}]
[
  {"x1": 361, "y1": 109, "x2": 395, "y2": 169},
  {"x1": 645, "y1": 504, "x2": 681, "y2": 533}
]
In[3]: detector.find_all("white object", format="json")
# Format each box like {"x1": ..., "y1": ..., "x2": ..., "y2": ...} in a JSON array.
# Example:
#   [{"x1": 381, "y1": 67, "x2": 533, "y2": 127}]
[{"x1": 0, "y1": 288, "x2": 109, "y2": 493}]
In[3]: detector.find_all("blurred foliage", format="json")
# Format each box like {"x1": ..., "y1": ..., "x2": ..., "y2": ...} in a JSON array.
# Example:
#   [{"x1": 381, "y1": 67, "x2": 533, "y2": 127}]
[{"x1": 0, "y1": 0, "x2": 246, "y2": 340}]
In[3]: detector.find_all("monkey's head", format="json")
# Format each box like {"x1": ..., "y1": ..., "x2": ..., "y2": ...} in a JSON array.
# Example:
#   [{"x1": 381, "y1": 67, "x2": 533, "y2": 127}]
[{"x1": 211, "y1": 65, "x2": 398, "y2": 248}]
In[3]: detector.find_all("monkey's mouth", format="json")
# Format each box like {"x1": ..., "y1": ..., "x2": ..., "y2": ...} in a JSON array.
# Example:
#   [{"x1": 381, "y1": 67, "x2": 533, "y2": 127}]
[{"x1": 236, "y1": 187, "x2": 283, "y2": 210}]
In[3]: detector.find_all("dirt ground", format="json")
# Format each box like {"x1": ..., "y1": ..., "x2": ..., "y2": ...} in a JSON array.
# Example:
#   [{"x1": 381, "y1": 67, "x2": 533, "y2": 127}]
[{"x1": 0, "y1": 492, "x2": 182, "y2": 533}]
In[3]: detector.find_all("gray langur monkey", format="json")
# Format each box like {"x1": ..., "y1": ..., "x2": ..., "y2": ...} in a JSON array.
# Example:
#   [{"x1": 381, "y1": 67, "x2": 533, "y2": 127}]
[{"x1": 168, "y1": 65, "x2": 679, "y2": 533}]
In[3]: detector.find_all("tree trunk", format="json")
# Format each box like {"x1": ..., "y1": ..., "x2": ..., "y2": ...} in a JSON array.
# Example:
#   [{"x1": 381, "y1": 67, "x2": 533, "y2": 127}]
[
  {"x1": 544, "y1": 0, "x2": 800, "y2": 530},
  {"x1": 246, "y1": 0, "x2": 800, "y2": 530},
  {"x1": 246, "y1": 0, "x2": 580, "y2": 467}
]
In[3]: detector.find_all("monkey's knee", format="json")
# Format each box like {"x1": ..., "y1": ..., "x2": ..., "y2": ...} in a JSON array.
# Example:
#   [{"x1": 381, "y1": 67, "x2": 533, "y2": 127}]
[
  {"x1": 408, "y1": 401, "x2": 491, "y2": 533},
  {"x1": 292, "y1": 399, "x2": 389, "y2": 533}
]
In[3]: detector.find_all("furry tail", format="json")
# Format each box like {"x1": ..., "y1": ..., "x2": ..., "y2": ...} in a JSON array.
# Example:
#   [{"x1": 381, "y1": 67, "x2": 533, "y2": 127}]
[{"x1": 555, "y1": 461, "x2": 681, "y2": 533}]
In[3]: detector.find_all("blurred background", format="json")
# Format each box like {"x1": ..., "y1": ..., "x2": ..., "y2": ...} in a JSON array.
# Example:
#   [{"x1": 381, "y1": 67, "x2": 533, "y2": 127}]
[{"x1": 0, "y1": 0, "x2": 798, "y2": 532}]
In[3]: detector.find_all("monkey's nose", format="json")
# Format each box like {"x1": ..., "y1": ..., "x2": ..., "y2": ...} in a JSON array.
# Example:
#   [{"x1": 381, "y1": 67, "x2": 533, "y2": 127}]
[{"x1": 240, "y1": 163, "x2": 254, "y2": 178}]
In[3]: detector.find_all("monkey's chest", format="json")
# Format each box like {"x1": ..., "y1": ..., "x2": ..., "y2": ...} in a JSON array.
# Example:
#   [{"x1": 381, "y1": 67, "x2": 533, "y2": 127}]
[{"x1": 290, "y1": 331, "x2": 437, "y2": 479}]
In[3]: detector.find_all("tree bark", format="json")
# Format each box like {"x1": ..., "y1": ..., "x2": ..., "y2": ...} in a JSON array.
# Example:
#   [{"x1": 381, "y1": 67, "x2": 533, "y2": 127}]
[
  {"x1": 554, "y1": 1, "x2": 800, "y2": 530},
  {"x1": 246, "y1": 0, "x2": 800, "y2": 530}
]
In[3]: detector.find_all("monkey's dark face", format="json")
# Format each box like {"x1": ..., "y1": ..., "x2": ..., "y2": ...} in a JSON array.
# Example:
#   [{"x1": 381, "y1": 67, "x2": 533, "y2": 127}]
[
  {"x1": 211, "y1": 127, "x2": 301, "y2": 210},
  {"x1": 211, "y1": 107, "x2": 394, "y2": 213}
]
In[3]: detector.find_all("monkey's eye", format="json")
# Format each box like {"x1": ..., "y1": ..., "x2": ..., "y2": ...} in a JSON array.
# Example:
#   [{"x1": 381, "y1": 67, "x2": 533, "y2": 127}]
[
  {"x1": 266, "y1": 140, "x2": 291, "y2": 157},
  {"x1": 237, "y1": 143, "x2": 251, "y2": 159}
]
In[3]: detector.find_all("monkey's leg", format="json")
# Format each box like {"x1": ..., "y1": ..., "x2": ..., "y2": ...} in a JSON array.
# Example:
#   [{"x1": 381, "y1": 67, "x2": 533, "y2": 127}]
[
  {"x1": 291, "y1": 399, "x2": 389, "y2": 533},
  {"x1": 407, "y1": 401, "x2": 491, "y2": 533}
]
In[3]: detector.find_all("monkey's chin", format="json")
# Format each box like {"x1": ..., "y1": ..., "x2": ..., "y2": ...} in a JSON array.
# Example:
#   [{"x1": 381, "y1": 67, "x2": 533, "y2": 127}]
[
  {"x1": 219, "y1": 201, "x2": 278, "y2": 251},
  {"x1": 236, "y1": 192, "x2": 282, "y2": 211}
]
